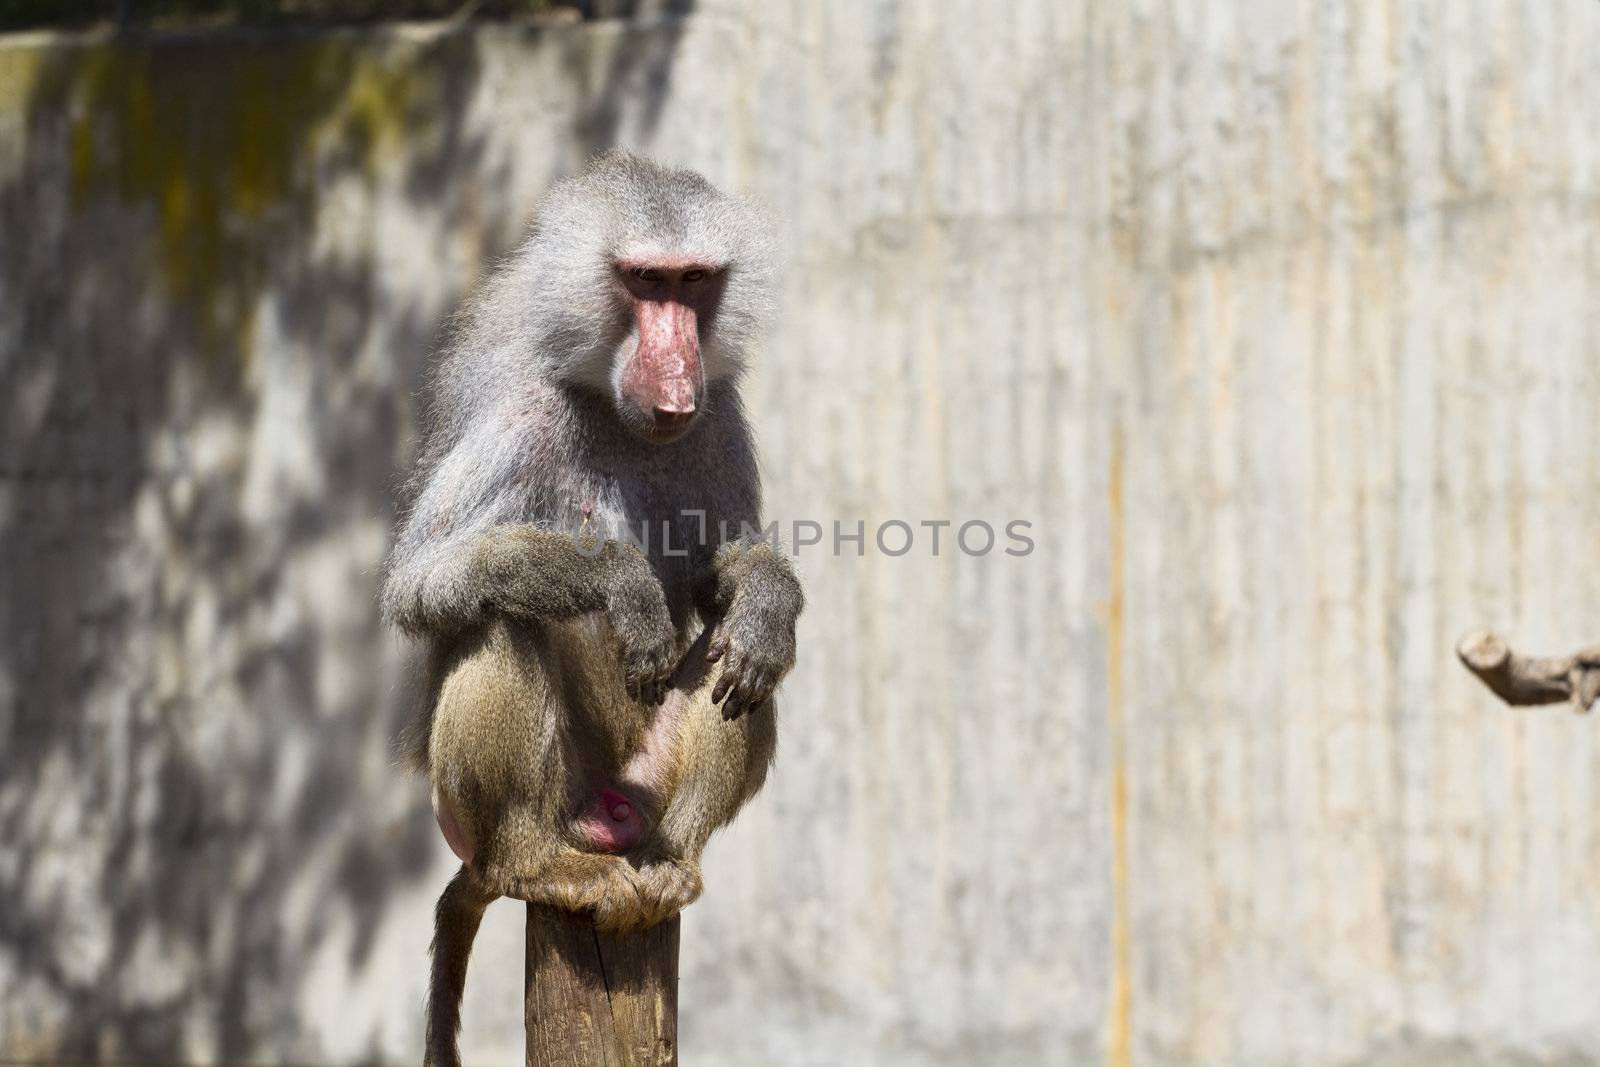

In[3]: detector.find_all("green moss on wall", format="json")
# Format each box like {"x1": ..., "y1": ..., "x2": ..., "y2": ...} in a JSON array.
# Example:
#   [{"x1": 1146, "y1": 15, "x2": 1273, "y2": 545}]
[
  {"x1": 0, "y1": 49, "x2": 46, "y2": 111},
  {"x1": 23, "y1": 34, "x2": 444, "y2": 360}
]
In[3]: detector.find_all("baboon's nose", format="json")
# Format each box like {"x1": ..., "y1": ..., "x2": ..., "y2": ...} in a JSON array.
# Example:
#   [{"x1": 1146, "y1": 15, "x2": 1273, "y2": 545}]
[{"x1": 652, "y1": 406, "x2": 696, "y2": 434}]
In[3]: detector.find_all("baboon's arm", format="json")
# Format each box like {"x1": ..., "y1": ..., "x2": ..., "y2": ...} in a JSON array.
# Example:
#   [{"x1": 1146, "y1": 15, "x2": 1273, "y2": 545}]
[{"x1": 382, "y1": 418, "x2": 678, "y2": 703}]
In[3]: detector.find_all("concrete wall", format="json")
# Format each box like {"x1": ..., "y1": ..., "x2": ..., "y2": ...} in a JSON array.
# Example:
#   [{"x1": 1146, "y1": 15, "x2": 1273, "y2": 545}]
[{"x1": 4, "y1": 3, "x2": 1600, "y2": 1064}]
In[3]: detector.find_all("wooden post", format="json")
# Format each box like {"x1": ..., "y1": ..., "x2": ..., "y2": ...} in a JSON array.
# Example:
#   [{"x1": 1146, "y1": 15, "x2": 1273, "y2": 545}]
[{"x1": 525, "y1": 905, "x2": 680, "y2": 1067}]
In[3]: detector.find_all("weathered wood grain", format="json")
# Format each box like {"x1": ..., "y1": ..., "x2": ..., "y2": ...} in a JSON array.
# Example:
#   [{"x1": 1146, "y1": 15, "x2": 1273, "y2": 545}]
[{"x1": 525, "y1": 907, "x2": 678, "y2": 1067}]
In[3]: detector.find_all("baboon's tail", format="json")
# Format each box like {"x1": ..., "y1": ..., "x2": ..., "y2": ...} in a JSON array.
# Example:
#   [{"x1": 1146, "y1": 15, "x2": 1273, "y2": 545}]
[{"x1": 424, "y1": 865, "x2": 495, "y2": 1067}]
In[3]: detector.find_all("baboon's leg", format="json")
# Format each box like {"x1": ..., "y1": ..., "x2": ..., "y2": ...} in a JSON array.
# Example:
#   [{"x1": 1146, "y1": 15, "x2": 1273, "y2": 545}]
[{"x1": 628, "y1": 637, "x2": 778, "y2": 924}]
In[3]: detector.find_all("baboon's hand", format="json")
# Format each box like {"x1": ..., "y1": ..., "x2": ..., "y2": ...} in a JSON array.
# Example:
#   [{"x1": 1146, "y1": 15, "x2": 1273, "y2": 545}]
[
  {"x1": 605, "y1": 560, "x2": 678, "y2": 706},
  {"x1": 704, "y1": 575, "x2": 801, "y2": 719}
]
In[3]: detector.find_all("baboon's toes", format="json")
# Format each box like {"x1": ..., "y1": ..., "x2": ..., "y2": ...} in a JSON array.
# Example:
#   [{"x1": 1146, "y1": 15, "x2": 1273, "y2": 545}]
[
  {"x1": 639, "y1": 859, "x2": 703, "y2": 924},
  {"x1": 590, "y1": 875, "x2": 650, "y2": 934}
]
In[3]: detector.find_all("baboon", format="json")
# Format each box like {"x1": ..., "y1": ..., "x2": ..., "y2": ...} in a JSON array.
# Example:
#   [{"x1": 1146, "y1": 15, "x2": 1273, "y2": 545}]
[{"x1": 381, "y1": 152, "x2": 803, "y2": 1067}]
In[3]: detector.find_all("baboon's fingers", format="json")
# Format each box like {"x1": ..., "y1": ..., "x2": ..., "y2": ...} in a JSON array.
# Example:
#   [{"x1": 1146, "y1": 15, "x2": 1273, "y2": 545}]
[
  {"x1": 723, "y1": 668, "x2": 777, "y2": 726},
  {"x1": 746, "y1": 669, "x2": 775, "y2": 711},
  {"x1": 714, "y1": 636, "x2": 786, "y2": 716},
  {"x1": 722, "y1": 674, "x2": 756, "y2": 719},
  {"x1": 651, "y1": 659, "x2": 676, "y2": 705},
  {"x1": 728, "y1": 679, "x2": 751, "y2": 719},
  {"x1": 628, "y1": 665, "x2": 667, "y2": 705}
]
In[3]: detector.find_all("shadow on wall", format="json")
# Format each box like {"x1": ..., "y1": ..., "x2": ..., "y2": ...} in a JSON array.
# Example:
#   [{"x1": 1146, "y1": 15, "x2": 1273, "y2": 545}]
[{"x1": 0, "y1": 10, "x2": 689, "y2": 1060}]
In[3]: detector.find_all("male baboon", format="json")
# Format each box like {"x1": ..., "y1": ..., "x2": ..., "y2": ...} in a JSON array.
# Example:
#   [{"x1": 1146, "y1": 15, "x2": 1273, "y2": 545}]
[{"x1": 381, "y1": 152, "x2": 803, "y2": 1067}]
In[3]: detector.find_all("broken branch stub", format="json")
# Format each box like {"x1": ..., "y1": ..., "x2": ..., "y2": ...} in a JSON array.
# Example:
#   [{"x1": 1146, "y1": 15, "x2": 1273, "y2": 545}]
[{"x1": 1456, "y1": 629, "x2": 1600, "y2": 714}]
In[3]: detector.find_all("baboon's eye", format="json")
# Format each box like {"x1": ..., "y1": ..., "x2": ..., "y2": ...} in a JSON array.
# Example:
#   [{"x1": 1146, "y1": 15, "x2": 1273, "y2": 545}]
[
  {"x1": 683, "y1": 269, "x2": 707, "y2": 283},
  {"x1": 631, "y1": 266, "x2": 662, "y2": 282}
]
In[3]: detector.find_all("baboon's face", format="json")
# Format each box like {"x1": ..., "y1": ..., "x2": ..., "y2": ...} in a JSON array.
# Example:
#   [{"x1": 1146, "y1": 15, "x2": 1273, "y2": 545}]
[{"x1": 606, "y1": 257, "x2": 728, "y2": 444}]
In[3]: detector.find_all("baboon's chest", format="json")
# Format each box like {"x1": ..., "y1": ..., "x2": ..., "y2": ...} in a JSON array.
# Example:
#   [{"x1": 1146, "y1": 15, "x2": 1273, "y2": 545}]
[{"x1": 548, "y1": 468, "x2": 707, "y2": 615}]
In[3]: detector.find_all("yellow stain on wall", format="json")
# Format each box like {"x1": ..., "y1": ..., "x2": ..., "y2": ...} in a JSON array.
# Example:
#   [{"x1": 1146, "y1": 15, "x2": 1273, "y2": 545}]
[{"x1": 1104, "y1": 420, "x2": 1132, "y2": 1067}]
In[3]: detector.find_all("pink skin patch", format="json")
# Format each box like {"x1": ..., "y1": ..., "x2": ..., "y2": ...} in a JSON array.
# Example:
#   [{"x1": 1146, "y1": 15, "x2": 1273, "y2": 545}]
[
  {"x1": 575, "y1": 787, "x2": 646, "y2": 853},
  {"x1": 433, "y1": 786, "x2": 475, "y2": 865}
]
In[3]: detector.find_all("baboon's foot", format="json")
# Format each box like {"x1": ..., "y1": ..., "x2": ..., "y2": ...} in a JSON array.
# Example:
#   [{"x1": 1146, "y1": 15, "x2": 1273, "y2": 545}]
[
  {"x1": 587, "y1": 863, "x2": 654, "y2": 934},
  {"x1": 636, "y1": 857, "x2": 703, "y2": 926},
  {"x1": 488, "y1": 854, "x2": 650, "y2": 933}
]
